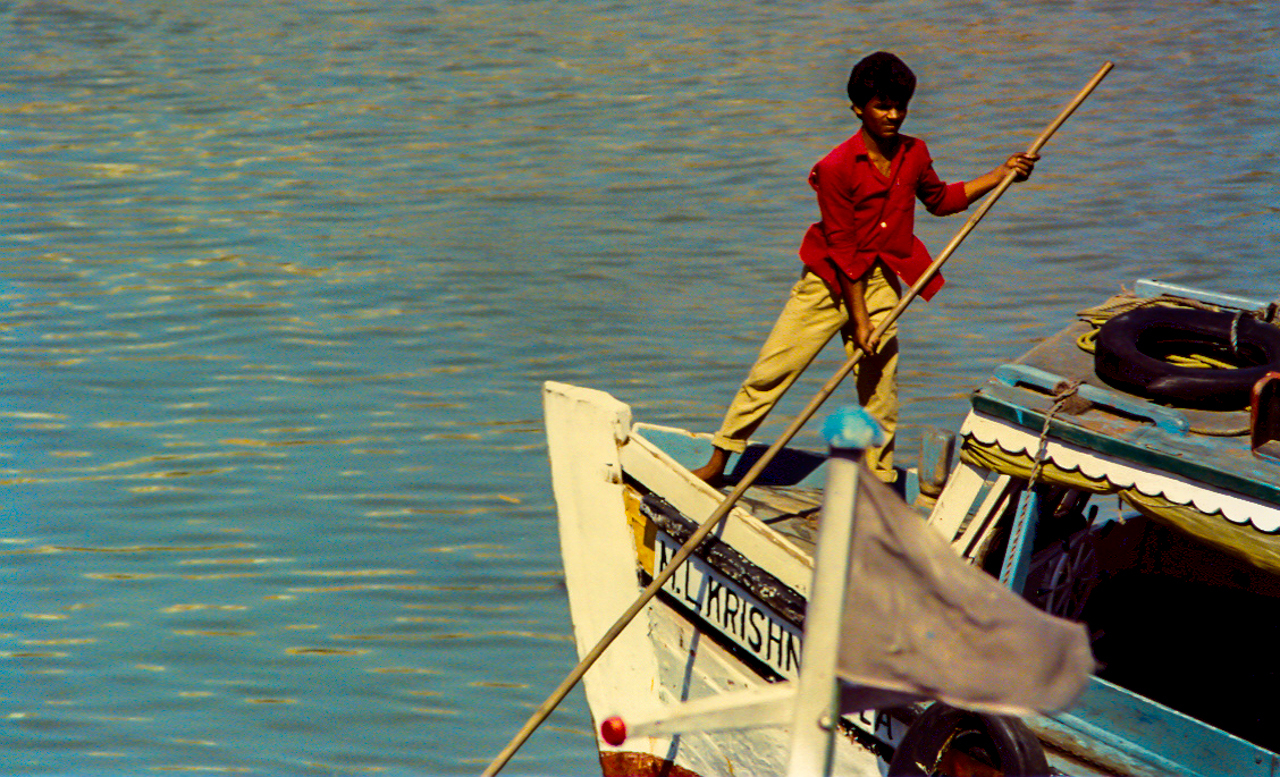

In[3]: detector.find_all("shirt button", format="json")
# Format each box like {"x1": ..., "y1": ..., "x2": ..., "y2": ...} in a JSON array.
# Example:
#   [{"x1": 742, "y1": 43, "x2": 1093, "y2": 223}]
[{"x1": 880, "y1": 221, "x2": 887, "y2": 228}]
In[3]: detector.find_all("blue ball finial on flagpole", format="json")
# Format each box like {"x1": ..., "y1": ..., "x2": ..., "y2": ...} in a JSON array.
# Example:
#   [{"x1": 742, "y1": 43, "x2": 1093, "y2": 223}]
[{"x1": 821, "y1": 406, "x2": 886, "y2": 452}]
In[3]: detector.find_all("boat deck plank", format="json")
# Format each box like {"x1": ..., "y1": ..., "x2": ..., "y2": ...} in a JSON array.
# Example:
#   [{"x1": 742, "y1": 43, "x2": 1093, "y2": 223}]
[{"x1": 730, "y1": 485, "x2": 823, "y2": 555}]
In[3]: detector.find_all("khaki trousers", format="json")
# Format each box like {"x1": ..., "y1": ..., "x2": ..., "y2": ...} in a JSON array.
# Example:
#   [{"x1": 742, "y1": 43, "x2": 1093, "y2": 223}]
[{"x1": 712, "y1": 263, "x2": 900, "y2": 480}]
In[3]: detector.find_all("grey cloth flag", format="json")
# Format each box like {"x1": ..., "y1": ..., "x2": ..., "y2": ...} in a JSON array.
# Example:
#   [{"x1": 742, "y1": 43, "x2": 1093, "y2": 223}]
[{"x1": 836, "y1": 468, "x2": 1094, "y2": 715}]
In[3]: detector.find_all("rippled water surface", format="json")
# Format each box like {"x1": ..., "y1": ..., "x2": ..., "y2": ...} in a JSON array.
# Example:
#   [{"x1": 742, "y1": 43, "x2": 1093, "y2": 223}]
[{"x1": 1, "y1": 0, "x2": 1277, "y2": 773}]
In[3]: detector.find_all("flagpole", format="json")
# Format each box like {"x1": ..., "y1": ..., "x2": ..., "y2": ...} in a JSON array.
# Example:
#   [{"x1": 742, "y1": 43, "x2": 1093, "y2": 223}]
[
  {"x1": 480, "y1": 62, "x2": 1113, "y2": 777},
  {"x1": 786, "y1": 408, "x2": 884, "y2": 777}
]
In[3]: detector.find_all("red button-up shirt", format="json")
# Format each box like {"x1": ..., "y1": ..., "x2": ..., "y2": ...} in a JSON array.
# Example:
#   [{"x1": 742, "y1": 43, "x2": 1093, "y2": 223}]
[{"x1": 799, "y1": 132, "x2": 968, "y2": 301}]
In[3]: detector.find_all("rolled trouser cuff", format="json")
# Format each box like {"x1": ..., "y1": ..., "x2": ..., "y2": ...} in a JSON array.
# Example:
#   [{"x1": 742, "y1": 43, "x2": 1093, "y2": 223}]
[{"x1": 710, "y1": 433, "x2": 749, "y2": 455}]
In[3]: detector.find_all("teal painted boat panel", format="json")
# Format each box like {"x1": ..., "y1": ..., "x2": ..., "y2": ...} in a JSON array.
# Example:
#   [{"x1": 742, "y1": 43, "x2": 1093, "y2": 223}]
[{"x1": 1036, "y1": 676, "x2": 1278, "y2": 777}]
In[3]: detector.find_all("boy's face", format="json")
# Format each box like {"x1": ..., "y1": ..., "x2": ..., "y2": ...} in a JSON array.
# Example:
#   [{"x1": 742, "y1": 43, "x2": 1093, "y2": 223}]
[{"x1": 853, "y1": 96, "x2": 908, "y2": 144}]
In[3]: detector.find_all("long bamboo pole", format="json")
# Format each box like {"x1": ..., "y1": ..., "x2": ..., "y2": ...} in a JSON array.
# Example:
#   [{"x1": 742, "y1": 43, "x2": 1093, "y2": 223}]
[{"x1": 481, "y1": 61, "x2": 1113, "y2": 777}]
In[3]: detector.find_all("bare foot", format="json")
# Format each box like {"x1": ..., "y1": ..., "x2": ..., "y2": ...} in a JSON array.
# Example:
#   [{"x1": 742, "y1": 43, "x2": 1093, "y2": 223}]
[{"x1": 690, "y1": 447, "x2": 729, "y2": 487}]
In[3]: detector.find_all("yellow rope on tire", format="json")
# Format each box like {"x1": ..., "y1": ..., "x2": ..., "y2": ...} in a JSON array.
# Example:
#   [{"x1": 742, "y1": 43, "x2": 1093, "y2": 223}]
[
  {"x1": 1075, "y1": 297, "x2": 1238, "y2": 370},
  {"x1": 1077, "y1": 326, "x2": 1236, "y2": 369}
]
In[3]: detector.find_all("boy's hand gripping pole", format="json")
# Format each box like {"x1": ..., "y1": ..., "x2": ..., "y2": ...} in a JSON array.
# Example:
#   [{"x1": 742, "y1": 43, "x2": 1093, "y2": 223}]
[{"x1": 480, "y1": 61, "x2": 1112, "y2": 777}]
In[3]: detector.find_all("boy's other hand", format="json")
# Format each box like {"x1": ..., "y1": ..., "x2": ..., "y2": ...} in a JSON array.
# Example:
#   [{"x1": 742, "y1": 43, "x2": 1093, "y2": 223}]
[
  {"x1": 964, "y1": 152, "x2": 1042, "y2": 203},
  {"x1": 1004, "y1": 152, "x2": 1040, "y2": 182}
]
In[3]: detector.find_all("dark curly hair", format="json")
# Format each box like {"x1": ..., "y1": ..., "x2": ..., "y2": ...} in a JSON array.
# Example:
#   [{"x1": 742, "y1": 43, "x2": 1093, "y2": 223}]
[{"x1": 846, "y1": 52, "x2": 916, "y2": 108}]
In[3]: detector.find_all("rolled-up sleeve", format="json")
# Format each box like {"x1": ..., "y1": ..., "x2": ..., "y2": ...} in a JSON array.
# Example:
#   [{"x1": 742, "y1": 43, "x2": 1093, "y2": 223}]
[{"x1": 915, "y1": 156, "x2": 969, "y2": 216}]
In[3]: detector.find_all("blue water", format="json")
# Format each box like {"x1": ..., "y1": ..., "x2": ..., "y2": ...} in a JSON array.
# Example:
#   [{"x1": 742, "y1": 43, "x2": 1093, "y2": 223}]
[{"x1": 0, "y1": 0, "x2": 1276, "y2": 773}]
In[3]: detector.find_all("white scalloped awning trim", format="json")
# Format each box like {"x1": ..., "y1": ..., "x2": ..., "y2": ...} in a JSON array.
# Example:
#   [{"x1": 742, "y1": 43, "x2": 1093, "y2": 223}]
[{"x1": 961, "y1": 413, "x2": 1280, "y2": 534}]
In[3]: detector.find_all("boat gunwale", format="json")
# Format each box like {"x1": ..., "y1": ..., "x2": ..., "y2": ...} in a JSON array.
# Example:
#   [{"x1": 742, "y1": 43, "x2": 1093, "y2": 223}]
[{"x1": 972, "y1": 385, "x2": 1280, "y2": 509}]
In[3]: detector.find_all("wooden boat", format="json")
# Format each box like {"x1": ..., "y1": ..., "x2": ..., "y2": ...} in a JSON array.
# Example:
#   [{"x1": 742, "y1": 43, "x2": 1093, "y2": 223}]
[{"x1": 544, "y1": 279, "x2": 1280, "y2": 777}]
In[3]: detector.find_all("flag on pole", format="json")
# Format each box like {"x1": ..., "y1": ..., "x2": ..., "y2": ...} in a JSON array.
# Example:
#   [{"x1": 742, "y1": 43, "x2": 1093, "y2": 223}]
[{"x1": 836, "y1": 466, "x2": 1094, "y2": 715}]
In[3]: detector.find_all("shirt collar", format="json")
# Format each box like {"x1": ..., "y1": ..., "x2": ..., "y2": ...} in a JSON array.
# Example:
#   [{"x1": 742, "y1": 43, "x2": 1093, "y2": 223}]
[
  {"x1": 850, "y1": 131, "x2": 870, "y2": 159},
  {"x1": 851, "y1": 130, "x2": 909, "y2": 161}
]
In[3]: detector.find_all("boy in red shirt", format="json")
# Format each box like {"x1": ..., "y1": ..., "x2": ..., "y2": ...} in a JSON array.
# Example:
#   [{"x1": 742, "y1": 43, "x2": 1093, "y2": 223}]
[{"x1": 693, "y1": 52, "x2": 1037, "y2": 485}]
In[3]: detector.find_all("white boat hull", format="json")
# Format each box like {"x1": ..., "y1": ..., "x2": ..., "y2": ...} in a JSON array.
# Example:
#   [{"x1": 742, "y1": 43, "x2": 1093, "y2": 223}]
[{"x1": 545, "y1": 382, "x2": 884, "y2": 776}]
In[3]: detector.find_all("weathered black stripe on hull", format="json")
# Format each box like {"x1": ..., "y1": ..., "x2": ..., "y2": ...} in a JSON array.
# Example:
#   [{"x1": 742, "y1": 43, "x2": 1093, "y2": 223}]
[{"x1": 636, "y1": 489, "x2": 808, "y2": 628}]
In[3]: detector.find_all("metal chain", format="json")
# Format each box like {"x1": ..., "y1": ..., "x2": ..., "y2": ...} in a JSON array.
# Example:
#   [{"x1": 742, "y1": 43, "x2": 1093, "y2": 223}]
[
  {"x1": 1027, "y1": 380, "x2": 1082, "y2": 487},
  {"x1": 1002, "y1": 381, "x2": 1082, "y2": 584}
]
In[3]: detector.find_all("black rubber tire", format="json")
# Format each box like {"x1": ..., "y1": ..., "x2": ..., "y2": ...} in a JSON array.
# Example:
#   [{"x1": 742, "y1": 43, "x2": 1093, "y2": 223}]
[
  {"x1": 887, "y1": 703, "x2": 1049, "y2": 777},
  {"x1": 1094, "y1": 307, "x2": 1280, "y2": 410}
]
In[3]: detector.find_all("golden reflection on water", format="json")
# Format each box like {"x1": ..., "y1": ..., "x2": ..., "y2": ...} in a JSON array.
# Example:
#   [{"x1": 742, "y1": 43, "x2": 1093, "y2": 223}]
[
  {"x1": 285, "y1": 647, "x2": 369, "y2": 657},
  {"x1": 0, "y1": 542, "x2": 256, "y2": 555}
]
